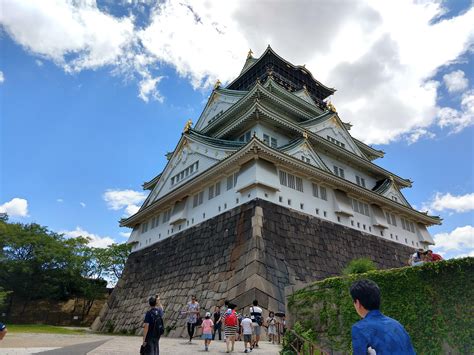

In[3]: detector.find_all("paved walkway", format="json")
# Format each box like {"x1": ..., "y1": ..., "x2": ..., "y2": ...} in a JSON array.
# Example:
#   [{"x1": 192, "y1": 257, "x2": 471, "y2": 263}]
[{"x1": 1, "y1": 333, "x2": 282, "y2": 354}]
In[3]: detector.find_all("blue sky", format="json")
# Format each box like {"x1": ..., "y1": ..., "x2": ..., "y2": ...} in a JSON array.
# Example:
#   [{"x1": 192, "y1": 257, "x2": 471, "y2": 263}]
[{"x1": 0, "y1": 0, "x2": 473, "y2": 256}]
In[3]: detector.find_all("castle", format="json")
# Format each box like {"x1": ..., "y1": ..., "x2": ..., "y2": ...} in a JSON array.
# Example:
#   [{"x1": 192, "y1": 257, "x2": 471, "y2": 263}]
[{"x1": 93, "y1": 47, "x2": 441, "y2": 335}]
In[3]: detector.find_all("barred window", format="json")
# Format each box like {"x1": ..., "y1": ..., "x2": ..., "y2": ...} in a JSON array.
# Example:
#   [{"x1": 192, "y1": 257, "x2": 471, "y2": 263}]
[
  {"x1": 288, "y1": 174, "x2": 295, "y2": 189},
  {"x1": 320, "y1": 186, "x2": 327, "y2": 200},
  {"x1": 208, "y1": 185, "x2": 214, "y2": 200},
  {"x1": 279, "y1": 171, "x2": 287, "y2": 186},
  {"x1": 215, "y1": 181, "x2": 221, "y2": 196},
  {"x1": 312, "y1": 183, "x2": 319, "y2": 198},
  {"x1": 295, "y1": 177, "x2": 303, "y2": 192}
]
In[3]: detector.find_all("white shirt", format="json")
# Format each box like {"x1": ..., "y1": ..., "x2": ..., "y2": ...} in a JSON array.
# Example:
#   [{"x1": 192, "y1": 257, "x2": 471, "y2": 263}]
[
  {"x1": 250, "y1": 306, "x2": 262, "y2": 325},
  {"x1": 241, "y1": 318, "x2": 253, "y2": 334}
]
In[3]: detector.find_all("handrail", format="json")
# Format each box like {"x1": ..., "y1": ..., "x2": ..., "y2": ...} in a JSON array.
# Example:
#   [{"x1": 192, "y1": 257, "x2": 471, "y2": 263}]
[{"x1": 285, "y1": 329, "x2": 329, "y2": 355}]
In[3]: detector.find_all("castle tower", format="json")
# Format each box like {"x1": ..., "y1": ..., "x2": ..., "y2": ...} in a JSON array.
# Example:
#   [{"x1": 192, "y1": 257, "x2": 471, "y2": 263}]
[{"x1": 93, "y1": 47, "x2": 441, "y2": 335}]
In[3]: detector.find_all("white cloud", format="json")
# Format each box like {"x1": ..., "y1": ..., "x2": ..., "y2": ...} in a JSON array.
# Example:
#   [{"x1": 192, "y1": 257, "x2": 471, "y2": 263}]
[
  {"x1": 61, "y1": 226, "x2": 116, "y2": 248},
  {"x1": 405, "y1": 128, "x2": 436, "y2": 144},
  {"x1": 56, "y1": 198, "x2": 64, "y2": 203},
  {"x1": 80, "y1": 202, "x2": 86, "y2": 208},
  {"x1": 2, "y1": 1, "x2": 474, "y2": 139},
  {"x1": 0, "y1": 198, "x2": 29, "y2": 217},
  {"x1": 138, "y1": 74, "x2": 164, "y2": 103},
  {"x1": 423, "y1": 192, "x2": 474, "y2": 213},
  {"x1": 433, "y1": 225, "x2": 474, "y2": 253},
  {"x1": 0, "y1": 0, "x2": 135, "y2": 72},
  {"x1": 0, "y1": 70, "x2": 4, "y2": 84},
  {"x1": 35, "y1": 59, "x2": 43, "y2": 67},
  {"x1": 103, "y1": 188, "x2": 146, "y2": 216},
  {"x1": 119, "y1": 231, "x2": 131, "y2": 238},
  {"x1": 438, "y1": 89, "x2": 474, "y2": 133},
  {"x1": 443, "y1": 70, "x2": 469, "y2": 93}
]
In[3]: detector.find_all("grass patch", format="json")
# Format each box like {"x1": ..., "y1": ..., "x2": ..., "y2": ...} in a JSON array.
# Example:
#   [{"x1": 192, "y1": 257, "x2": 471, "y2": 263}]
[{"x1": 6, "y1": 324, "x2": 87, "y2": 335}]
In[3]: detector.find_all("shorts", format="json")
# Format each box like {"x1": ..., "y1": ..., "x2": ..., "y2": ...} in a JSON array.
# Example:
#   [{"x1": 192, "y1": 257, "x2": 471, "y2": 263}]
[
  {"x1": 243, "y1": 334, "x2": 252, "y2": 343},
  {"x1": 202, "y1": 333, "x2": 212, "y2": 340},
  {"x1": 252, "y1": 325, "x2": 261, "y2": 336}
]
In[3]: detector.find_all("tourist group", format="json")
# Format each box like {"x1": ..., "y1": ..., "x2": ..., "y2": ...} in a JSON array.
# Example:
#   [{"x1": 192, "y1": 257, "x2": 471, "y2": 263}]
[{"x1": 184, "y1": 296, "x2": 283, "y2": 353}]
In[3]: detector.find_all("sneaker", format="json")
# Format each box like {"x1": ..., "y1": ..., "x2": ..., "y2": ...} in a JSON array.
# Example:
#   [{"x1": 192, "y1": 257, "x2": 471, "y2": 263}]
[{"x1": 244, "y1": 350, "x2": 248, "y2": 353}]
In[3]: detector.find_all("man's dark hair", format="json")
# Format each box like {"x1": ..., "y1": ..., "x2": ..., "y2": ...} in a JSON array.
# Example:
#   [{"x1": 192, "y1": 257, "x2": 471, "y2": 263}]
[
  {"x1": 149, "y1": 296, "x2": 157, "y2": 307},
  {"x1": 349, "y1": 279, "x2": 381, "y2": 310},
  {"x1": 224, "y1": 300, "x2": 229, "y2": 306},
  {"x1": 252, "y1": 300, "x2": 258, "y2": 306}
]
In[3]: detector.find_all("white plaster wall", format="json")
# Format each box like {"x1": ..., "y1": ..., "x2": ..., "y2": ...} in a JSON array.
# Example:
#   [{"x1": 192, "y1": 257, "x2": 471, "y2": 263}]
[
  {"x1": 318, "y1": 152, "x2": 377, "y2": 190},
  {"x1": 132, "y1": 160, "x2": 425, "y2": 252}
]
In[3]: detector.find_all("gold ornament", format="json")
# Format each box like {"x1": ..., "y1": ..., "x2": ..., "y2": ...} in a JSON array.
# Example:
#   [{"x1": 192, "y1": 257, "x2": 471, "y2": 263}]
[{"x1": 183, "y1": 119, "x2": 193, "y2": 133}]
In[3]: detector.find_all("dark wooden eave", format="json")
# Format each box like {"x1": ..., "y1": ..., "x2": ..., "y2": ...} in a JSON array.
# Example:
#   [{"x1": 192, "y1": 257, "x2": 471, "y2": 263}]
[{"x1": 227, "y1": 46, "x2": 335, "y2": 107}]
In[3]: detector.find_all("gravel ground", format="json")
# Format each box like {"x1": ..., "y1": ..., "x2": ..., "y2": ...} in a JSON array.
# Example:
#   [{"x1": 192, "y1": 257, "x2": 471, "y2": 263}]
[{"x1": 1, "y1": 333, "x2": 282, "y2": 354}]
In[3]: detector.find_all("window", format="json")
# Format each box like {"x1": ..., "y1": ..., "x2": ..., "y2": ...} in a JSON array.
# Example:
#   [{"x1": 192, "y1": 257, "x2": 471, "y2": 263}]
[
  {"x1": 208, "y1": 181, "x2": 221, "y2": 200},
  {"x1": 352, "y1": 198, "x2": 370, "y2": 216},
  {"x1": 312, "y1": 183, "x2": 319, "y2": 198},
  {"x1": 279, "y1": 170, "x2": 303, "y2": 192},
  {"x1": 320, "y1": 186, "x2": 327, "y2": 200},
  {"x1": 401, "y1": 217, "x2": 415, "y2": 233},
  {"x1": 295, "y1": 177, "x2": 303, "y2": 192},
  {"x1": 238, "y1": 131, "x2": 251, "y2": 142},
  {"x1": 270, "y1": 137, "x2": 278, "y2": 148},
  {"x1": 171, "y1": 161, "x2": 199, "y2": 185},
  {"x1": 227, "y1": 175, "x2": 233, "y2": 190},
  {"x1": 263, "y1": 134, "x2": 270, "y2": 144},
  {"x1": 151, "y1": 215, "x2": 160, "y2": 229},
  {"x1": 288, "y1": 174, "x2": 295, "y2": 189},
  {"x1": 300, "y1": 203, "x2": 304, "y2": 210},
  {"x1": 279, "y1": 196, "x2": 283, "y2": 202},
  {"x1": 141, "y1": 221, "x2": 149, "y2": 233},
  {"x1": 193, "y1": 191, "x2": 204, "y2": 208},
  {"x1": 263, "y1": 133, "x2": 278, "y2": 147},
  {"x1": 327, "y1": 135, "x2": 346, "y2": 148},
  {"x1": 333, "y1": 165, "x2": 345, "y2": 178},
  {"x1": 162, "y1": 209, "x2": 171, "y2": 223},
  {"x1": 287, "y1": 199, "x2": 291, "y2": 206},
  {"x1": 386, "y1": 212, "x2": 397, "y2": 226},
  {"x1": 356, "y1": 176, "x2": 366, "y2": 188}
]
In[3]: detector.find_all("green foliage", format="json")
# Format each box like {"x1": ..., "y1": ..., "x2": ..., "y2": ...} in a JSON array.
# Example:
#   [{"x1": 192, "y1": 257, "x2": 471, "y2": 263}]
[
  {"x1": 286, "y1": 258, "x2": 474, "y2": 354},
  {"x1": 0, "y1": 219, "x2": 131, "y2": 310},
  {"x1": 342, "y1": 257, "x2": 376, "y2": 275}
]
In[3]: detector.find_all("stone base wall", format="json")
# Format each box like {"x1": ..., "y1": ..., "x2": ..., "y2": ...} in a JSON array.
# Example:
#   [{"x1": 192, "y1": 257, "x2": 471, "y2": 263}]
[{"x1": 92, "y1": 199, "x2": 414, "y2": 336}]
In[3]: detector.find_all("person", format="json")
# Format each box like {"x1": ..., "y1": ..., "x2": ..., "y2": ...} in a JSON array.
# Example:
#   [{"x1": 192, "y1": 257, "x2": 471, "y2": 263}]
[
  {"x1": 0, "y1": 322, "x2": 7, "y2": 340},
  {"x1": 221, "y1": 300, "x2": 230, "y2": 342},
  {"x1": 224, "y1": 304, "x2": 238, "y2": 353},
  {"x1": 201, "y1": 312, "x2": 214, "y2": 351},
  {"x1": 142, "y1": 295, "x2": 165, "y2": 355},
  {"x1": 266, "y1": 311, "x2": 277, "y2": 344},
  {"x1": 212, "y1": 305, "x2": 222, "y2": 340},
  {"x1": 350, "y1": 279, "x2": 415, "y2": 355},
  {"x1": 250, "y1": 299, "x2": 263, "y2": 348},
  {"x1": 408, "y1": 249, "x2": 425, "y2": 266},
  {"x1": 240, "y1": 314, "x2": 253, "y2": 353},
  {"x1": 426, "y1": 249, "x2": 443, "y2": 262},
  {"x1": 186, "y1": 295, "x2": 200, "y2": 343}
]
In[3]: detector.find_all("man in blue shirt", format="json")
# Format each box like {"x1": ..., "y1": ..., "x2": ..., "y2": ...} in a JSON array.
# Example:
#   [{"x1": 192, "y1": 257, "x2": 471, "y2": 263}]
[
  {"x1": 350, "y1": 279, "x2": 415, "y2": 354},
  {"x1": 143, "y1": 295, "x2": 165, "y2": 355}
]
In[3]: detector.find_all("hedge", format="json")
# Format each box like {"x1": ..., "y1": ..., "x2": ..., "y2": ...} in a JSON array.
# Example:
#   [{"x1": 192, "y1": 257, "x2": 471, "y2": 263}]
[{"x1": 285, "y1": 257, "x2": 474, "y2": 354}]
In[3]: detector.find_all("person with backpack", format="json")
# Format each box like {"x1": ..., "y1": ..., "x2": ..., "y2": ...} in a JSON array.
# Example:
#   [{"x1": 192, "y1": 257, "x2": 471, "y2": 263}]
[
  {"x1": 250, "y1": 300, "x2": 263, "y2": 348},
  {"x1": 142, "y1": 295, "x2": 165, "y2": 355},
  {"x1": 224, "y1": 304, "x2": 238, "y2": 353}
]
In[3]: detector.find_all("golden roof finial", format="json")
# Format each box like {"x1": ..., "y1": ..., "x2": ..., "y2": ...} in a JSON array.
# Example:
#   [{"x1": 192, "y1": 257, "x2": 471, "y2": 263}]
[
  {"x1": 247, "y1": 49, "x2": 253, "y2": 59},
  {"x1": 327, "y1": 101, "x2": 337, "y2": 113},
  {"x1": 183, "y1": 119, "x2": 193, "y2": 133},
  {"x1": 214, "y1": 79, "x2": 221, "y2": 90},
  {"x1": 303, "y1": 131, "x2": 309, "y2": 139}
]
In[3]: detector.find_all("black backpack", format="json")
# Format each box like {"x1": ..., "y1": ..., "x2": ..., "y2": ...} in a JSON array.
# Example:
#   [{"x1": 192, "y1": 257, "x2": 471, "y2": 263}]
[{"x1": 147, "y1": 309, "x2": 165, "y2": 339}]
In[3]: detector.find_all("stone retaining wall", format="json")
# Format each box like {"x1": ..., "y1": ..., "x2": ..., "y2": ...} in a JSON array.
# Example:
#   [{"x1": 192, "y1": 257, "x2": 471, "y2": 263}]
[{"x1": 92, "y1": 199, "x2": 414, "y2": 336}]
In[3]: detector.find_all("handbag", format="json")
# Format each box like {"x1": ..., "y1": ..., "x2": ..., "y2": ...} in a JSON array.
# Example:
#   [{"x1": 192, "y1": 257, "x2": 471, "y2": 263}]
[
  {"x1": 140, "y1": 344, "x2": 146, "y2": 355},
  {"x1": 195, "y1": 314, "x2": 203, "y2": 326}
]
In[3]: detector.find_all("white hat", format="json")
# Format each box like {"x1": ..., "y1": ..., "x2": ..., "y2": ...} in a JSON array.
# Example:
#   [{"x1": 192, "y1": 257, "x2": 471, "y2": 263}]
[{"x1": 205, "y1": 312, "x2": 211, "y2": 317}]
